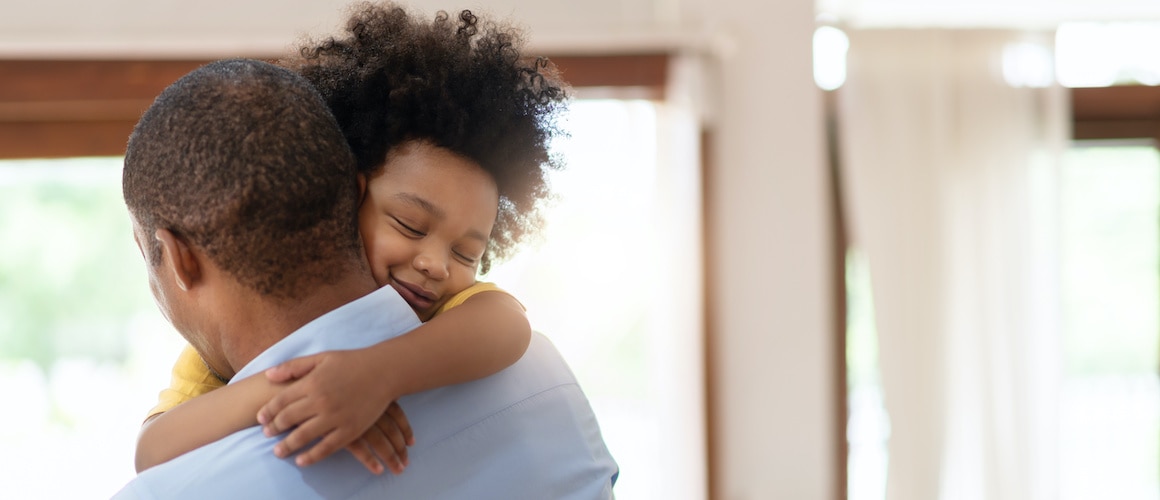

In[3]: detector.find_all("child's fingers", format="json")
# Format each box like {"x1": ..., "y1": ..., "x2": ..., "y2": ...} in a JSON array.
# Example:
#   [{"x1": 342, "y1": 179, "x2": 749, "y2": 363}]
[
  {"x1": 263, "y1": 396, "x2": 317, "y2": 437},
  {"x1": 273, "y1": 415, "x2": 331, "y2": 459},
  {"x1": 264, "y1": 355, "x2": 322, "y2": 383},
  {"x1": 257, "y1": 387, "x2": 305, "y2": 429},
  {"x1": 343, "y1": 440, "x2": 385, "y2": 475},
  {"x1": 362, "y1": 426, "x2": 404, "y2": 475},
  {"x1": 386, "y1": 402, "x2": 415, "y2": 446},
  {"x1": 297, "y1": 429, "x2": 353, "y2": 468},
  {"x1": 375, "y1": 415, "x2": 409, "y2": 467}
]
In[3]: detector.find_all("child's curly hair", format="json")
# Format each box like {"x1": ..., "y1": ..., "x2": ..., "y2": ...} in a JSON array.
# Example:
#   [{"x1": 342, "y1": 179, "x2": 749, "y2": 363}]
[{"x1": 287, "y1": 1, "x2": 570, "y2": 274}]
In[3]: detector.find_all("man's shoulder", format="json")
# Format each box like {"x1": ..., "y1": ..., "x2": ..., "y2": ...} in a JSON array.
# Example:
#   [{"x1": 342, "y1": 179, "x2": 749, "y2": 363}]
[
  {"x1": 392, "y1": 331, "x2": 619, "y2": 499},
  {"x1": 397, "y1": 332, "x2": 582, "y2": 442},
  {"x1": 505, "y1": 331, "x2": 579, "y2": 387}
]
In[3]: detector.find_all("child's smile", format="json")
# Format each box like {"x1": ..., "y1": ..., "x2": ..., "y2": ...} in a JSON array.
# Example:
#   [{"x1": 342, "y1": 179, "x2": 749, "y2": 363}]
[{"x1": 357, "y1": 140, "x2": 500, "y2": 320}]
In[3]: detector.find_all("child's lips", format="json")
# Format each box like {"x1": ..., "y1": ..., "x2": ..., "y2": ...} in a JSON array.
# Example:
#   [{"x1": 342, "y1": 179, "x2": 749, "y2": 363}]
[{"x1": 392, "y1": 279, "x2": 436, "y2": 311}]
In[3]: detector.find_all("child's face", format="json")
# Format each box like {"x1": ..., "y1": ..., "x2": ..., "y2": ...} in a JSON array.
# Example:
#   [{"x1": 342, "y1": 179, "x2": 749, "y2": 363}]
[{"x1": 357, "y1": 141, "x2": 499, "y2": 321}]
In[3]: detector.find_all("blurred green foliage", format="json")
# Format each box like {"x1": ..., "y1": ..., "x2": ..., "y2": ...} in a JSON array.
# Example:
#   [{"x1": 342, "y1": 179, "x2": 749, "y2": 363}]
[{"x1": 0, "y1": 158, "x2": 153, "y2": 372}]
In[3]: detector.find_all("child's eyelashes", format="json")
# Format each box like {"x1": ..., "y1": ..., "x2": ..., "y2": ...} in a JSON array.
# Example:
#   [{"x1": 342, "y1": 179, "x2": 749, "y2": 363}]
[
  {"x1": 392, "y1": 217, "x2": 426, "y2": 237},
  {"x1": 453, "y1": 251, "x2": 479, "y2": 265}
]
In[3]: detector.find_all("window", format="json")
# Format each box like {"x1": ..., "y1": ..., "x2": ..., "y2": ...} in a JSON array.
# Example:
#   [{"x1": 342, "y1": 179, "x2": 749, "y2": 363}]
[
  {"x1": 833, "y1": 26, "x2": 1160, "y2": 500},
  {"x1": 1059, "y1": 144, "x2": 1160, "y2": 499},
  {"x1": 1062, "y1": 24, "x2": 1160, "y2": 498},
  {"x1": 844, "y1": 249, "x2": 888, "y2": 500},
  {"x1": 0, "y1": 157, "x2": 181, "y2": 497}
]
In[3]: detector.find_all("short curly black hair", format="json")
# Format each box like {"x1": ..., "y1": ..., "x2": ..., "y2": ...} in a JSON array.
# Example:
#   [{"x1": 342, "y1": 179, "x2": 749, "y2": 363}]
[
  {"x1": 124, "y1": 59, "x2": 363, "y2": 301},
  {"x1": 286, "y1": 1, "x2": 570, "y2": 273}
]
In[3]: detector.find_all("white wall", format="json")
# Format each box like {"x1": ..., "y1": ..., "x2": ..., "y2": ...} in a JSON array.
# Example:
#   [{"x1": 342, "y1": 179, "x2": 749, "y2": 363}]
[
  {"x1": 0, "y1": 1, "x2": 836, "y2": 498},
  {"x1": 689, "y1": 0, "x2": 835, "y2": 498},
  {"x1": 0, "y1": 0, "x2": 686, "y2": 57},
  {"x1": 819, "y1": 0, "x2": 1160, "y2": 29}
]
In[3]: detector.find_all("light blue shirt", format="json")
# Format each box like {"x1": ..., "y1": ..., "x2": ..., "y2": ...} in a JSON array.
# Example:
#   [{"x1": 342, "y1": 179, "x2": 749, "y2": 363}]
[{"x1": 114, "y1": 286, "x2": 618, "y2": 499}]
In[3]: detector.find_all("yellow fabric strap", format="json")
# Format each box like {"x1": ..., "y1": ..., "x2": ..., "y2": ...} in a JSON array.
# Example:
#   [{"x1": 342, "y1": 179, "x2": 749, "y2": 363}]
[
  {"x1": 145, "y1": 344, "x2": 226, "y2": 421},
  {"x1": 434, "y1": 281, "x2": 510, "y2": 315}
]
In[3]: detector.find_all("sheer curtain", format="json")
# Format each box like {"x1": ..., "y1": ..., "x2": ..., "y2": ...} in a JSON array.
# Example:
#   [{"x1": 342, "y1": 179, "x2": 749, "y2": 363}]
[{"x1": 836, "y1": 30, "x2": 1065, "y2": 500}]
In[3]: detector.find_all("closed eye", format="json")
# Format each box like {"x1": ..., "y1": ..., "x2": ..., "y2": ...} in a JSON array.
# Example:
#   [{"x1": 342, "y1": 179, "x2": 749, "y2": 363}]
[
  {"x1": 453, "y1": 250, "x2": 479, "y2": 265},
  {"x1": 393, "y1": 217, "x2": 425, "y2": 237}
]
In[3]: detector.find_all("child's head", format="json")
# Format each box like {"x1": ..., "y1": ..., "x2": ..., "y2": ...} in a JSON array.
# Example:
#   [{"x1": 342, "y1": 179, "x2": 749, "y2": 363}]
[
  {"x1": 357, "y1": 140, "x2": 498, "y2": 320},
  {"x1": 290, "y1": 2, "x2": 569, "y2": 316}
]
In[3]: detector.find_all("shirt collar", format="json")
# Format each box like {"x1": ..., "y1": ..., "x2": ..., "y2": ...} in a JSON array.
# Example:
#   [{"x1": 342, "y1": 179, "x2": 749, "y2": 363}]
[{"x1": 231, "y1": 286, "x2": 422, "y2": 383}]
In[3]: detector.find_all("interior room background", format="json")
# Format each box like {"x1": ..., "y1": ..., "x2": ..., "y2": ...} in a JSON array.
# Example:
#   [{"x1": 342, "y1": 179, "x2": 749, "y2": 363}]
[{"x1": 2, "y1": 0, "x2": 1158, "y2": 499}]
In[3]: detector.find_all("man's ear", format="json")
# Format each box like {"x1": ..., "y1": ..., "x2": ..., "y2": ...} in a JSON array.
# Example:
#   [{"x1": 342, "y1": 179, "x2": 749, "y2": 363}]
[{"x1": 154, "y1": 229, "x2": 201, "y2": 292}]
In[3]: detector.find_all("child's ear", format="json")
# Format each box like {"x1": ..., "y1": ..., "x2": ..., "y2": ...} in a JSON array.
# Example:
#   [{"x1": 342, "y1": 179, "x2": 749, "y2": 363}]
[{"x1": 154, "y1": 228, "x2": 200, "y2": 291}]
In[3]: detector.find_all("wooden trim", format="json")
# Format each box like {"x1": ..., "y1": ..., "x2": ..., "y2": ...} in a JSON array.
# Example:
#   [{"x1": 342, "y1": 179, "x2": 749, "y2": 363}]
[
  {"x1": 824, "y1": 89, "x2": 849, "y2": 500},
  {"x1": 0, "y1": 99, "x2": 154, "y2": 122},
  {"x1": 1072, "y1": 85, "x2": 1160, "y2": 141},
  {"x1": 0, "y1": 121, "x2": 140, "y2": 159},
  {"x1": 0, "y1": 60, "x2": 213, "y2": 159},
  {"x1": 1073, "y1": 120, "x2": 1160, "y2": 142},
  {"x1": 0, "y1": 60, "x2": 214, "y2": 102},
  {"x1": 550, "y1": 54, "x2": 668, "y2": 94},
  {"x1": 0, "y1": 55, "x2": 668, "y2": 159},
  {"x1": 701, "y1": 127, "x2": 719, "y2": 500}
]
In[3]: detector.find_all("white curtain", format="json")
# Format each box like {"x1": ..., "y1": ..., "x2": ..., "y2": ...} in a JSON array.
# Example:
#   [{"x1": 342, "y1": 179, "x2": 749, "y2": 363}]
[{"x1": 837, "y1": 30, "x2": 1065, "y2": 500}]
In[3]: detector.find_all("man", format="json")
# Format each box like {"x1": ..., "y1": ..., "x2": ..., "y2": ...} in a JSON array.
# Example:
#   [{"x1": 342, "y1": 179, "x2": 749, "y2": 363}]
[{"x1": 113, "y1": 59, "x2": 616, "y2": 499}]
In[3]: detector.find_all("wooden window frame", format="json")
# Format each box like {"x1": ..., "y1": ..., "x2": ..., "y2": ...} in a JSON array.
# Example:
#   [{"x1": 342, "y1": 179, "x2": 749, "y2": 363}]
[
  {"x1": 0, "y1": 55, "x2": 668, "y2": 159},
  {"x1": 1072, "y1": 85, "x2": 1160, "y2": 143}
]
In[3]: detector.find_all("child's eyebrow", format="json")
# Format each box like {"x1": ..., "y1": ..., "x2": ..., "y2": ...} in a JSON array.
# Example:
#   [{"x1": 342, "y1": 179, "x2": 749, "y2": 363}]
[
  {"x1": 392, "y1": 192, "x2": 444, "y2": 218},
  {"x1": 464, "y1": 228, "x2": 489, "y2": 243}
]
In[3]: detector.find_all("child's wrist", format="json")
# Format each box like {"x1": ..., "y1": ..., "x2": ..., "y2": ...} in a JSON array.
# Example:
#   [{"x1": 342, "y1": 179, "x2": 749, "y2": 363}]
[{"x1": 363, "y1": 344, "x2": 405, "y2": 403}]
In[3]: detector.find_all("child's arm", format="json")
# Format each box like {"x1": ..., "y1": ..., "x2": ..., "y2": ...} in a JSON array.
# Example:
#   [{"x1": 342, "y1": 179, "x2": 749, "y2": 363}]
[
  {"x1": 135, "y1": 374, "x2": 278, "y2": 472},
  {"x1": 137, "y1": 369, "x2": 414, "y2": 475},
  {"x1": 257, "y1": 290, "x2": 531, "y2": 467}
]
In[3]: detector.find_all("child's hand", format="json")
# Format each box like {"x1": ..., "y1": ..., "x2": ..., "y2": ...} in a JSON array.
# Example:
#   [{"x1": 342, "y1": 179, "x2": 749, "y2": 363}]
[
  {"x1": 342, "y1": 402, "x2": 413, "y2": 474},
  {"x1": 256, "y1": 350, "x2": 413, "y2": 473}
]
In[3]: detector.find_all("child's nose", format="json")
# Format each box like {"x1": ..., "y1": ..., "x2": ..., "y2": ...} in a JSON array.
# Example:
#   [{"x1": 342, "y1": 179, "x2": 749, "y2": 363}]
[{"x1": 414, "y1": 251, "x2": 449, "y2": 280}]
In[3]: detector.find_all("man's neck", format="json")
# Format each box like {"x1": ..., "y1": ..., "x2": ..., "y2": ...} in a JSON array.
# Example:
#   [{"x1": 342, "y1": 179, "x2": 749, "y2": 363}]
[{"x1": 216, "y1": 273, "x2": 379, "y2": 379}]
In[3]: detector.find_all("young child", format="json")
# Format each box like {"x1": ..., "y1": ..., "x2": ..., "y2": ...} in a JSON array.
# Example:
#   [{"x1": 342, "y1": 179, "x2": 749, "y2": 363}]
[{"x1": 135, "y1": 3, "x2": 569, "y2": 476}]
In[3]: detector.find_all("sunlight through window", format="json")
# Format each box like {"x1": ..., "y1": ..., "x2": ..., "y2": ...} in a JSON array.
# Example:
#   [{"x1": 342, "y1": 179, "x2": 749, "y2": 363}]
[
  {"x1": 0, "y1": 157, "x2": 182, "y2": 498},
  {"x1": 1057, "y1": 22, "x2": 1160, "y2": 87},
  {"x1": 814, "y1": 25, "x2": 849, "y2": 91}
]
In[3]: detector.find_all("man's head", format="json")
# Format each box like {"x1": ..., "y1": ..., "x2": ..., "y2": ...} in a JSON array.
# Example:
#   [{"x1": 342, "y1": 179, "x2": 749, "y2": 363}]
[{"x1": 123, "y1": 59, "x2": 365, "y2": 372}]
